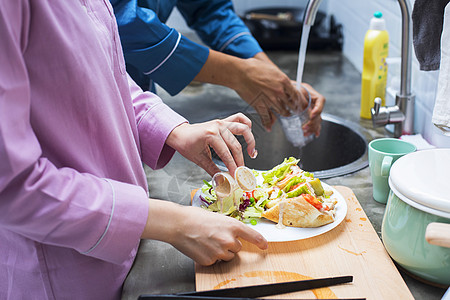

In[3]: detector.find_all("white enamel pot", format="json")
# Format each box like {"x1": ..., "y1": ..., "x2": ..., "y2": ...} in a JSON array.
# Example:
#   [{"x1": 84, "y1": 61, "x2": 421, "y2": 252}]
[{"x1": 381, "y1": 149, "x2": 450, "y2": 286}]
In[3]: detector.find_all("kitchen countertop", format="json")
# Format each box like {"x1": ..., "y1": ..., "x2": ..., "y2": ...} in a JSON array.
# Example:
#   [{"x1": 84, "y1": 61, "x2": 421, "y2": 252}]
[{"x1": 122, "y1": 51, "x2": 447, "y2": 300}]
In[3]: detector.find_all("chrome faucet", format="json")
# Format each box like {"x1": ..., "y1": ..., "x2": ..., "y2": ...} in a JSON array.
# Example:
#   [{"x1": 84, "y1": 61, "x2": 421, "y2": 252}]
[{"x1": 303, "y1": 0, "x2": 415, "y2": 137}]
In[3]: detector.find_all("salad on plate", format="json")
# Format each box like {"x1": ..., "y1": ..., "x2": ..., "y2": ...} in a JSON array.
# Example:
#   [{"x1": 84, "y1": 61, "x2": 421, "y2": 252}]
[{"x1": 198, "y1": 157, "x2": 339, "y2": 228}]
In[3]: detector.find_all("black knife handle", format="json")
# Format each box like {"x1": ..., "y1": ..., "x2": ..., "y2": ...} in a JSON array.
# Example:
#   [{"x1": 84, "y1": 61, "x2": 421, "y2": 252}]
[{"x1": 178, "y1": 275, "x2": 353, "y2": 298}]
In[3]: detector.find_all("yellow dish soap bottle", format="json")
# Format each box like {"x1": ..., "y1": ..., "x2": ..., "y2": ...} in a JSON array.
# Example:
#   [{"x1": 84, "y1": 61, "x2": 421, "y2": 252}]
[{"x1": 360, "y1": 11, "x2": 389, "y2": 119}]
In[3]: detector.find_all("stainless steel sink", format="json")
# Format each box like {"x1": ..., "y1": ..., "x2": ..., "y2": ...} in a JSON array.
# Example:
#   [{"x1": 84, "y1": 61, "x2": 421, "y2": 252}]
[{"x1": 212, "y1": 112, "x2": 369, "y2": 179}]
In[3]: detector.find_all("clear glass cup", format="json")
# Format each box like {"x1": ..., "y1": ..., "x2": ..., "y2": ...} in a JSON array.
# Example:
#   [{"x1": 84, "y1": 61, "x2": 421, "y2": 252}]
[{"x1": 278, "y1": 84, "x2": 313, "y2": 147}]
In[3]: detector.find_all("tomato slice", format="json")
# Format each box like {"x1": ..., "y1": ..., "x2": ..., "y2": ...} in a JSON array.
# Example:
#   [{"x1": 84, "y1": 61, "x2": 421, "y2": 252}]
[
  {"x1": 245, "y1": 190, "x2": 255, "y2": 199},
  {"x1": 302, "y1": 194, "x2": 323, "y2": 210}
]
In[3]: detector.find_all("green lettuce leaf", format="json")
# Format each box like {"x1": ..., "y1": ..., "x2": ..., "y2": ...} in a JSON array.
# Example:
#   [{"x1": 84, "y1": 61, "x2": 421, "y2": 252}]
[
  {"x1": 261, "y1": 157, "x2": 300, "y2": 186},
  {"x1": 283, "y1": 176, "x2": 306, "y2": 192}
]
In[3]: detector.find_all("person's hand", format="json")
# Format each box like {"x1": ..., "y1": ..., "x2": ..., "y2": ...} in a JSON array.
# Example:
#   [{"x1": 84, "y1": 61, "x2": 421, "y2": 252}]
[
  {"x1": 142, "y1": 199, "x2": 268, "y2": 266},
  {"x1": 193, "y1": 50, "x2": 307, "y2": 131},
  {"x1": 300, "y1": 83, "x2": 325, "y2": 137},
  {"x1": 165, "y1": 113, "x2": 257, "y2": 177},
  {"x1": 171, "y1": 205, "x2": 268, "y2": 266},
  {"x1": 231, "y1": 55, "x2": 304, "y2": 131}
]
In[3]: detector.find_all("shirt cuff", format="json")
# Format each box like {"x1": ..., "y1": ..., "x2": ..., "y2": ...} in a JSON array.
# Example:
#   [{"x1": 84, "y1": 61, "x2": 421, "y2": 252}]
[
  {"x1": 220, "y1": 33, "x2": 263, "y2": 59},
  {"x1": 82, "y1": 179, "x2": 149, "y2": 264},
  {"x1": 138, "y1": 102, "x2": 187, "y2": 169}
]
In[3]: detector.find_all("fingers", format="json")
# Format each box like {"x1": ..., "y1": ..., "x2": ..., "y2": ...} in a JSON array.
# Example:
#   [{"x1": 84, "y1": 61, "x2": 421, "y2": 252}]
[
  {"x1": 247, "y1": 62, "x2": 294, "y2": 117},
  {"x1": 218, "y1": 239, "x2": 243, "y2": 262},
  {"x1": 212, "y1": 221, "x2": 267, "y2": 265},
  {"x1": 232, "y1": 58, "x2": 300, "y2": 128},
  {"x1": 261, "y1": 110, "x2": 276, "y2": 133},
  {"x1": 204, "y1": 241, "x2": 242, "y2": 265},
  {"x1": 236, "y1": 222, "x2": 268, "y2": 250},
  {"x1": 275, "y1": 97, "x2": 292, "y2": 117},
  {"x1": 252, "y1": 91, "x2": 289, "y2": 117},
  {"x1": 297, "y1": 90, "x2": 310, "y2": 112},
  {"x1": 254, "y1": 102, "x2": 276, "y2": 131},
  {"x1": 273, "y1": 85, "x2": 295, "y2": 117},
  {"x1": 223, "y1": 112, "x2": 252, "y2": 128},
  {"x1": 315, "y1": 123, "x2": 322, "y2": 137},
  {"x1": 302, "y1": 115, "x2": 322, "y2": 137},
  {"x1": 297, "y1": 82, "x2": 325, "y2": 137},
  {"x1": 228, "y1": 238, "x2": 243, "y2": 254},
  {"x1": 207, "y1": 113, "x2": 257, "y2": 175},
  {"x1": 311, "y1": 100, "x2": 324, "y2": 119},
  {"x1": 273, "y1": 73, "x2": 301, "y2": 114},
  {"x1": 284, "y1": 81, "x2": 303, "y2": 112},
  {"x1": 208, "y1": 132, "x2": 239, "y2": 176},
  {"x1": 168, "y1": 112, "x2": 257, "y2": 177},
  {"x1": 174, "y1": 207, "x2": 267, "y2": 266},
  {"x1": 195, "y1": 146, "x2": 222, "y2": 177},
  {"x1": 308, "y1": 89, "x2": 324, "y2": 137},
  {"x1": 303, "y1": 83, "x2": 326, "y2": 119},
  {"x1": 248, "y1": 92, "x2": 280, "y2": 131},
  {"x1": 222, "y1": 113, "x2": 258, "y2": 160},
  {"x1": 220, "y1": 126, "x2": 244, "y2": 169},
  {"x1": 313, "y1": 115, "x2": 323, "y2": 137}
]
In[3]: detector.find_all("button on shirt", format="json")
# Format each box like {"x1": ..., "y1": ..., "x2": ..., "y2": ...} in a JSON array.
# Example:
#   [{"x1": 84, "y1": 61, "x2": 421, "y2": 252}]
[{"x1": 0, "y1": 0, "x2": 186, "y2": 299}]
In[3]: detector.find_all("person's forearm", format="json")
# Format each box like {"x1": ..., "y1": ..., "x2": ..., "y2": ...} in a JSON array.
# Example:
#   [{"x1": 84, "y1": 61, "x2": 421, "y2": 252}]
[
  {"x1": 193, "y1": 50, "x2": 278, "y2": 94},
  {"x1": 253, "y1": 51, "x2": 275, "y2": 65},
  {"x1": 193, "y1": 49, "x2": 244, "y2": 90},
  {"x1": 141, "y1": 198, "x2": 184, "y2": 243}
]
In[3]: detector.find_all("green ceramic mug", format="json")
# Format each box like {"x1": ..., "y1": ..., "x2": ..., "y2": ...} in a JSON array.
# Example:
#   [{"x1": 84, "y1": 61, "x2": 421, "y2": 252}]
[{"x1": 368, "y1": 138, "x2": 416, "y2": 204}]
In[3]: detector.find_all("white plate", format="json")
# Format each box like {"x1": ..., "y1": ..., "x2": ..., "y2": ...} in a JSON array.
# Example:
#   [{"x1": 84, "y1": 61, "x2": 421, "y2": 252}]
[{"x1": 192, "y1": 182, "x2": 347, "y2": 242}]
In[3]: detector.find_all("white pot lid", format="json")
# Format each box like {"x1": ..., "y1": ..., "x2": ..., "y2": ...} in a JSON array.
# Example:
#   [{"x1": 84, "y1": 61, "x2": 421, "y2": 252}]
[{"x1": 389, "y1": 148, "x2": 450, "y2": 213}]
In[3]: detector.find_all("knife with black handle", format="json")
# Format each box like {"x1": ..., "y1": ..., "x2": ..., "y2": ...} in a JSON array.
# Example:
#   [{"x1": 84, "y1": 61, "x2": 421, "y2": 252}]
[{"x1": 139, "y1": 275, "x2": 362, "y2": 299}]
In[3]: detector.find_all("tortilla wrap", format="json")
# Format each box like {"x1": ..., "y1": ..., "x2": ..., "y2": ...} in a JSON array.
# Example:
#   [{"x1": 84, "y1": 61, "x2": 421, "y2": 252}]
[{"x1": 262, "y1": 196, "x2": 334, "y2": 228}]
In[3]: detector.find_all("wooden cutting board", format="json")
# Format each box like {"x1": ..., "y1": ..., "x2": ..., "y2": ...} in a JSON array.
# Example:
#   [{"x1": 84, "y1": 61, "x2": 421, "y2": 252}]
[{"x1": 195, "y1": 186, "x2": 414, "y2": 299}]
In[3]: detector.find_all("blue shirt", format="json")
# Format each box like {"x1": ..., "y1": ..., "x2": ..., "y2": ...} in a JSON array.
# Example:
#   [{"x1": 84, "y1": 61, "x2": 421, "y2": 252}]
[{"x1": 111, "y1": 0, "x2": 263, "y2": 95}]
